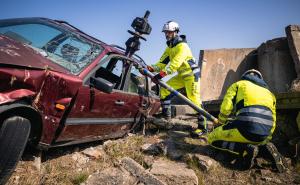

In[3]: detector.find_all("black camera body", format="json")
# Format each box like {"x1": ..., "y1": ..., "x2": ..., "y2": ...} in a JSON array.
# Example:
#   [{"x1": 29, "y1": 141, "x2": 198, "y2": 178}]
[
  {"x1": 131, "y1": 17, "x2": 152, "y2": 35},
  {"x1": 125, "y1": 11, "x2": 151, "y2": 57}
]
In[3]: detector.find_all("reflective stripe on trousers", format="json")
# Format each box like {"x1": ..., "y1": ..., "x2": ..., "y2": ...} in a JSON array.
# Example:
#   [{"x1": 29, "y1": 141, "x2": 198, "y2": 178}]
[
  {"x1": 236, "y1": 106, "x2": 273, "y2": 126},
  {"x1": 161, "y1": 100, "x2": 171, "y2": 109}
]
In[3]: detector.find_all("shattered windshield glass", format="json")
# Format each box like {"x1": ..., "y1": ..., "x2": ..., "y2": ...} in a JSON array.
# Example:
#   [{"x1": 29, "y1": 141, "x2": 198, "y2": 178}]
[{"x1": 0, "y1": 23, "x2": 104, "y2": 74}]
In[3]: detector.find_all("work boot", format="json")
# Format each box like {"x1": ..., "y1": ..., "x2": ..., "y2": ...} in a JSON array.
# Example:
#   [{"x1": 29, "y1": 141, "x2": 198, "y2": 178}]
[
  {"x1": 152, "y1": 107, "x2": 172, "y2": 129},
  {"x1": 190, "y1": 128, "x2": 207, "y2": 138},
  {"x1": 241, "y1": 144, "x2": 258, "y2": 170},
  {"x1": 190, "y1": 115, "x2": 207, "y2": 138},
  {"x1": 260, "y1": 142, "x2": 286, "y2": 173}
]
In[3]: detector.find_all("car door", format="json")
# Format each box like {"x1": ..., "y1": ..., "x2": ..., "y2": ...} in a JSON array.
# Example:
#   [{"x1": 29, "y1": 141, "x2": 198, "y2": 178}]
[{"x1": 54, "y1": 54, "x2": 147, "y2": 144}]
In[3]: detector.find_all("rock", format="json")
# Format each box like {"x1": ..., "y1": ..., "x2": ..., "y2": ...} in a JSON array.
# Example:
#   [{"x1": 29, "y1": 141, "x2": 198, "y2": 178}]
[
  {"x1": 85, "y1": 167, "x2": 137, "y2": 185},
  {"x1": 194, "y1": 154, "x2": 217, "y2": 172},
  {"x1": 149, "y1": 158, "x2": 198, "y2": 185},
  {"x1": 286, "y1": 25, "x2": 300, "y2": 79},
  {"x1": 12, "y1": 176, "x2": 20, "y2": 184},
  {"x1": 82, "y1": 147, "x2": 105, "y2": 159},
  {"x1": 294, "y1": 175, "x2": 300, "y2": 184},
  {"x1": 165, "y1": 139, "x2": 184, "y2": 160},
  {"x1": 71, "y1": 152, "x2": 89, "y2": 166},
  {"x1": 151, "y1": 118, "x2": 174, "y2": 129},
  {"x1": 256, "y1": 169, "x2": 271, "y2": 177},
  {"x1": 32, "y1": 151, "x2": 42, "y2": 172},
  {"x1": 167, "y1": 130, "x2": 190, "y2": 139},
  {"x1": 141, "y1": 142, "x2": 167, "y2": 156},
  {"x1": 103, "y1": 140, "x2": 113, "y2": 147},
  {"x1": 121, "y1": 157, "x2": 166, "y2": 185},
  {"x1": 143, "y1": 155, "x2": 155, "y2": 168},
  {"x1": 290, "y1": 78, "x2": 300, "y2": 92},
  {"x1": 261, "y1": 176, "x2": 282, "y2": 184},
  {"x1": 184, "y1": 154, "x2": 217, "y2": 172}
]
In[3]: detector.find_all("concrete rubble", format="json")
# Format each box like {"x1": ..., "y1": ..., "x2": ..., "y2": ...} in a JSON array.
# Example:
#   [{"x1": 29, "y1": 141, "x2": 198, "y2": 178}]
[{"x1": 149, "y1": 159, "x2": 198, "y2": 185}]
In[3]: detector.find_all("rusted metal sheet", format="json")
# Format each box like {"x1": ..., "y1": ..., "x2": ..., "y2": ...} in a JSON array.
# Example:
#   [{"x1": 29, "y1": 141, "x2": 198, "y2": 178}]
[{"x1": 200, "y1": 48, "x2": 257, "y2": 101}]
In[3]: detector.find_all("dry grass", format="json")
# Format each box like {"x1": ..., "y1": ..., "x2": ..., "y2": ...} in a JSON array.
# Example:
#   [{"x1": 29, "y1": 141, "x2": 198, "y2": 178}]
[{"x1": 103, "y1": 135, "x2": 145, "y2": 165}]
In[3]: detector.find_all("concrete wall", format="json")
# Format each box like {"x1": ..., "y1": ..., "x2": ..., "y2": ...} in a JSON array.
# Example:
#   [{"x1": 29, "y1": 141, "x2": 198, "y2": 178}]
[
  {"x1": 286, "y1": 25, "x2": 300, "y2": 78},
  {"x1": 286, "y1": 25, "x2": 300, "y2": 92},
  {"x1": 257, "y1": 37, "x2": 297, "y2": 93},
  {"x1": 200, "y1": 48, "x2": 257, "y2": 101}
]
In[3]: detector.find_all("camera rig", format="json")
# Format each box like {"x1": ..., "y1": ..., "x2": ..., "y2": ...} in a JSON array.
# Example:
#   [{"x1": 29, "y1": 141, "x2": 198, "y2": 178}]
[{"x1": 125, "y1": 10, "x2": 152, "y2": 57}]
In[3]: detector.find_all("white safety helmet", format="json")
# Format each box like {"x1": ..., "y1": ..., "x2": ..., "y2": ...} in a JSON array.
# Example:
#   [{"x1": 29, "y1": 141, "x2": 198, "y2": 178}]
[
  {"x1": 162, "y1": 21, "x2": 180, "y2": 32},
  {"x1": 241, "y1": 69, "x2": 263, "y2": 79}
]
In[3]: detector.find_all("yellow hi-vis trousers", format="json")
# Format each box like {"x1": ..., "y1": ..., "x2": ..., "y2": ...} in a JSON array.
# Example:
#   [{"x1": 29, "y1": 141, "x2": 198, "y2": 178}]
[
  {"x1": 208, "y1": 123, "x2": 271, "y2": 156},
  {"x1": 160, "y1": 74, "x2": 201, "y2": 107}
]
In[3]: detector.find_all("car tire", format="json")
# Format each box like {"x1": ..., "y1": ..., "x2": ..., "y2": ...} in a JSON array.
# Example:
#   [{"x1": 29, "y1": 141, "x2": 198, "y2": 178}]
[{"x1": 0, "y1": 116, "x2": 31, "y2": 185}]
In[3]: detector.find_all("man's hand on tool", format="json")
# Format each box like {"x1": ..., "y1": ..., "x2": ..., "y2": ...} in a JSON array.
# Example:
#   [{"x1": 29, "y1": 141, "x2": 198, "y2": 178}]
[
  {"x1": 139, "y1": 65, "x2": 154, "y2": 76},
  {"x1": 152, "y1": 71, "x2": 167, "y2": 83},
  {"x1": 147, "y1": 65, "x2": 155, "y2": 72}
]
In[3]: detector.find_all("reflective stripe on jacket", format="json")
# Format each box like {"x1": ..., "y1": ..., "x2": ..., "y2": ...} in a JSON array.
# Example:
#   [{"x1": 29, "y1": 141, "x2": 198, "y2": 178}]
[{"x1": 218, "y1": 77, "x2": 276, "y2": 136}]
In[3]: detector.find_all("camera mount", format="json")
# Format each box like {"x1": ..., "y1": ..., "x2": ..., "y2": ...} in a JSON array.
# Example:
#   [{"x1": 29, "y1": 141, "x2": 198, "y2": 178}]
[{"x1": 125, "y1": 10, "x2": 152, "y2": 57}]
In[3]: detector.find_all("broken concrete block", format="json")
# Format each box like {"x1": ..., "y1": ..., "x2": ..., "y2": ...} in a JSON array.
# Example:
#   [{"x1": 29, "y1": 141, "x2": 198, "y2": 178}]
[
  {"x1": 149, "y1": 158, "x2": 198, "y2": 185},
  {"x1": 121, "y1": 157, "x2": 166, "y2": 185},
  {"x1": 286, "y1": 25, "x2": 300, "y2": 78},
  {"x1": 258, "y1": 37, "x2": 296, "y2": 93},
  {"x1": 71, "y1": 152, "x2": 89, "y2": 166},
  {"x1": 86, "y1": 167, "x2": 137, "y2": 185},
  {"x1": 184, "y1": 153, "x2": 218, "y2": 172},
  {"x1": 141, "y1": 142, "x2": 167, "y2": 156},
  {"x1": 165, "y1": 139, "x2": 184, "y2": 160},
  {"x1": 32, "y1": 151, "x2": 42, "y2": 172},
  {"x1": 200, "y1": 48, "x2": 257, "y2": 100},
  {"x1": 82, "y1": 146, "x2": 105, "y2": 159}
]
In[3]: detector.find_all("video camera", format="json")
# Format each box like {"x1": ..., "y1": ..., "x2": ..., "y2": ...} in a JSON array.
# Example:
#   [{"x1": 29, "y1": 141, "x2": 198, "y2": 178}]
[
  {"x1": 125, "y1": 10, "x2": 152, "y2": 57},
  {"x1": 131, "y1": 11, "x2": 152, "y2": 35}
]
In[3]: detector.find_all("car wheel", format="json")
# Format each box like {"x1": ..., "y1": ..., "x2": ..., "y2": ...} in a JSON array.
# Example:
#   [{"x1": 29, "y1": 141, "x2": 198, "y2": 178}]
[{"x1": 0, "y1": 116, "x2": 31, "y2": 184}]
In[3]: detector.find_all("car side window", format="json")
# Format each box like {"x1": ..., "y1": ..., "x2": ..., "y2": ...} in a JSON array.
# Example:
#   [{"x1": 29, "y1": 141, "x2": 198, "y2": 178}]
[
  {"x1": 95, "y1": 57, "x2": 124, "y2": 89},
  {"x1": 127, "y1": 65, "x2": 147, "y2": 95}
]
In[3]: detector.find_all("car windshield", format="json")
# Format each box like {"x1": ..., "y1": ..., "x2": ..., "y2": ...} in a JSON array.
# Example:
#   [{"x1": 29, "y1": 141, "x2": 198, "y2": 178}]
[{"x1": 0, "y1": 22, "x2": 104, "y2": 74}]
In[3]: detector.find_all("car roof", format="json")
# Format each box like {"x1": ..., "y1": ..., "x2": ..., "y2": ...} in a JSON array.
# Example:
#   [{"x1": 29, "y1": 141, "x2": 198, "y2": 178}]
[{"x1": 0, "y1": 17, "x2": 147, "y2": 71}]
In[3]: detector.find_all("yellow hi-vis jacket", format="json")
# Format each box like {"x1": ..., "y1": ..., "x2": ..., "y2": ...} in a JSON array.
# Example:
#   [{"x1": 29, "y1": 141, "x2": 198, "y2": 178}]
[
  {"x1": 152, "y1": 36, "x2": 198, "y2": 78},
  {"x1": 219, "y1": 77, "x2": 276, "y2": 136}
]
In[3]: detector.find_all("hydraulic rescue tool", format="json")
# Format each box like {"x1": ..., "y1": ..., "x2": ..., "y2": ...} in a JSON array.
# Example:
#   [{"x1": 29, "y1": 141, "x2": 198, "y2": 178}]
[{"x1": 124, "y1": 11, "x2": 219, "y2": 126}]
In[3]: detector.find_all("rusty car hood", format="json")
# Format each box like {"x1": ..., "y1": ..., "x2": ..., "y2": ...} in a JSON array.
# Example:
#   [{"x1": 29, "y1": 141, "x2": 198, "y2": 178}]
[{"x1": 0, "y1": 35, "x2": 69, "y2": 73}]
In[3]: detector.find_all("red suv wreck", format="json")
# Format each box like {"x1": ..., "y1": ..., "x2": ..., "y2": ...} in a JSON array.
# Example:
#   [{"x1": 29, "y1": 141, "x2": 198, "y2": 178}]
[{"x1": 0, "y1": 17, "x2": 160, "y2": 183}]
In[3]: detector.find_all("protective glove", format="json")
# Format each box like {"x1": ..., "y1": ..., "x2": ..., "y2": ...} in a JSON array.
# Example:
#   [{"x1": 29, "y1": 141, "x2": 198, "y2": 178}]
[{"x1": 152, "y1": 71, "x2": 167, "y2": 84}]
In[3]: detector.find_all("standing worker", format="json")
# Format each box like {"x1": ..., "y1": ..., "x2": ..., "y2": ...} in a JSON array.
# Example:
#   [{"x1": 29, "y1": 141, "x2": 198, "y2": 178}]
[
  {"x1": 208, "y1": 69, "x2": 286, "y2": 171},
  {"x1": 146, "y1": 21, "x2": 206, "y2": 136}
]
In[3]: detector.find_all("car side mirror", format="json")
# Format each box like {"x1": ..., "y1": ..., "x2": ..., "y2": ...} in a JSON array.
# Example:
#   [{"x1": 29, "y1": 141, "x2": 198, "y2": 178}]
[{"x1": 90, "y1": 77, "x2": 115, "y2": 93}]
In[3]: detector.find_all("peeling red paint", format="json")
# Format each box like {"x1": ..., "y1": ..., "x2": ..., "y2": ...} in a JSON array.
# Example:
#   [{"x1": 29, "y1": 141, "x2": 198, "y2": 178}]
[{"x1": 0, "y1": 89, "x2": 35, "y2": 104}]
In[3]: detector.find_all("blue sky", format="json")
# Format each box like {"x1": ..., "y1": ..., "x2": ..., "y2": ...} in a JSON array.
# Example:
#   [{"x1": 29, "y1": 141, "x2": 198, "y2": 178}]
[{"x1": 1, "y1": 0, "x2": 300, "y2": 65}]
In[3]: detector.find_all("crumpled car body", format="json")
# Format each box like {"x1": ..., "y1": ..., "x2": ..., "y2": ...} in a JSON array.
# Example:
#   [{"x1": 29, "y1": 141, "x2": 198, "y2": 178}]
[{"x1": 0, "y1": 17, "x2": 160, "y2": 149}]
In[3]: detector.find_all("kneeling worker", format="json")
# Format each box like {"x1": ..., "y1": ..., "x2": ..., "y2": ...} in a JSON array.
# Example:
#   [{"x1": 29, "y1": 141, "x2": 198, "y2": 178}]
[{"x1": 208, "y1": 69, "x2": 285, "y2": 171}]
